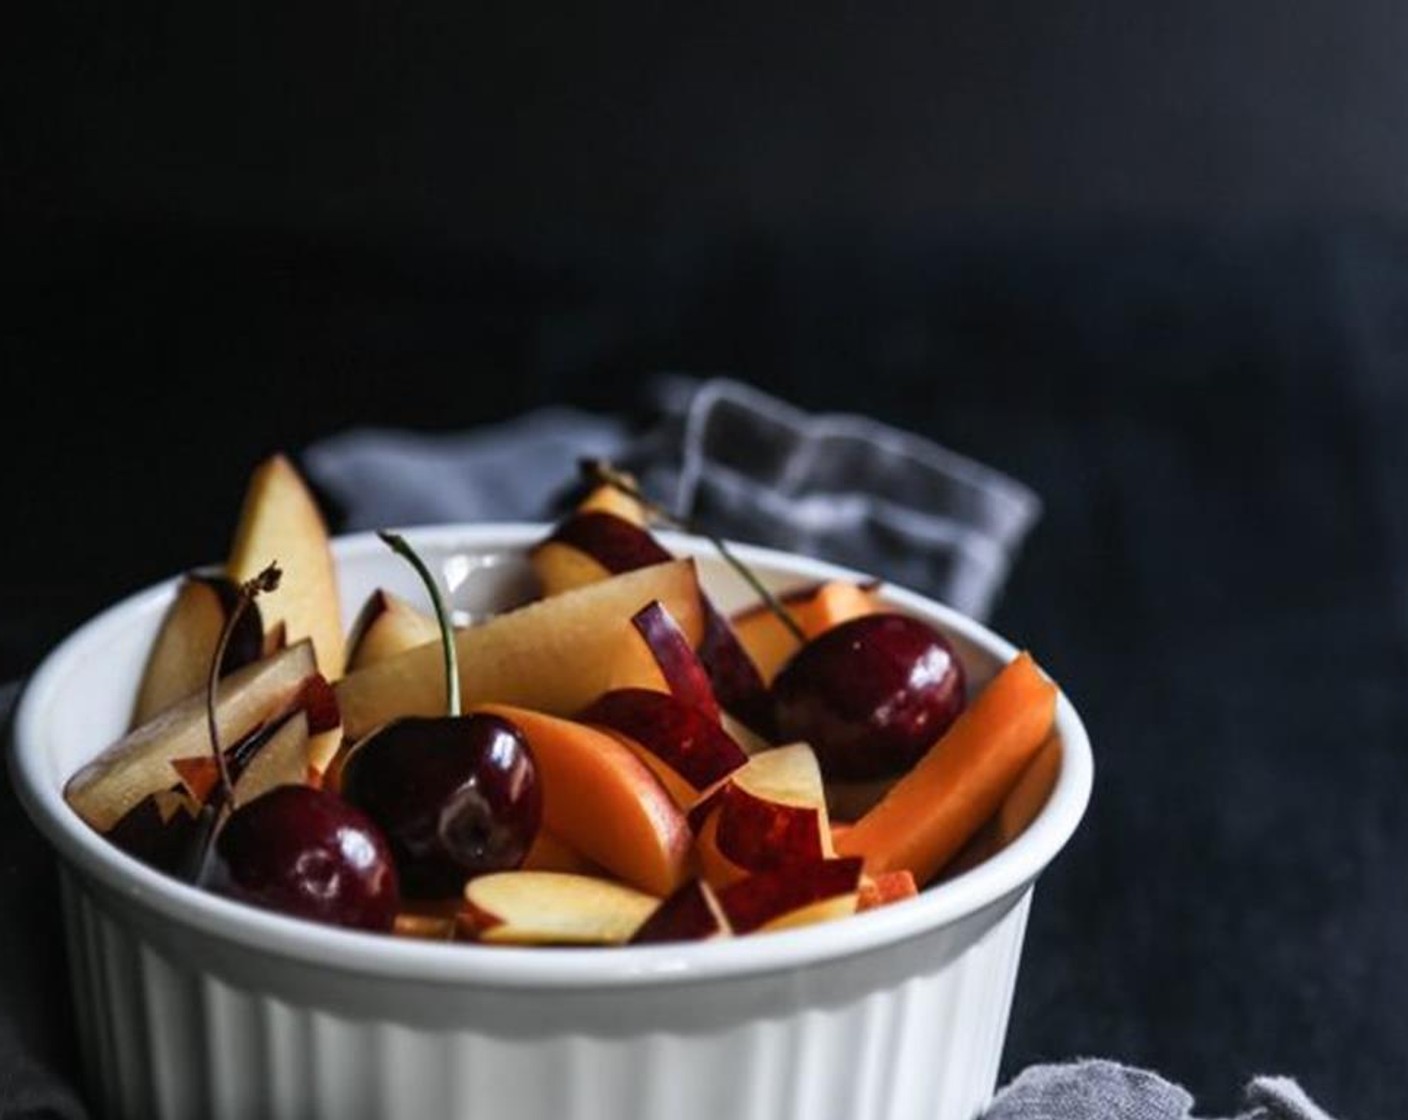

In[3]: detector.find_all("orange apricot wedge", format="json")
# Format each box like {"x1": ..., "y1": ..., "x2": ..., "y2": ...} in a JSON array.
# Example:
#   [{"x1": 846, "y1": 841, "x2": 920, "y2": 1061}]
[{"x1": 474, "y1": 704, "x2": 692, "y2": 897}]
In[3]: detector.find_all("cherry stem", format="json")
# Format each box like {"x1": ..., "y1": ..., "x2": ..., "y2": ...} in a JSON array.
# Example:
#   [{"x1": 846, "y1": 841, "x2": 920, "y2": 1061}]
[
  {"x1": 378, "y1": 531, "x2": 461, "y2": 718},
  {"x1": 206, "y1": 562, "x2": 282, "y2": 809},
  {"x1": 581, "y1": 459, "x2": 807, "y2": 644}
]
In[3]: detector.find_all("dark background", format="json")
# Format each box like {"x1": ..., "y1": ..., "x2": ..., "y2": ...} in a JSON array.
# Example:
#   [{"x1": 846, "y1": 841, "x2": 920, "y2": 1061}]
[{"x1": 5, "y1": 2, "x2": 1408, "y2": 1116}]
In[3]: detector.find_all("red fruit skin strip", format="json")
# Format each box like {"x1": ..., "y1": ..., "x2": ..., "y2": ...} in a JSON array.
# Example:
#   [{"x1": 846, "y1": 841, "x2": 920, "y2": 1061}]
[
  {"x1": 579, "y1": 688, "x2": 746, "y2": 791},
  {"x1": 713, "y1": 785, "x2": 827, "y2": 872},
  {"x1": 630, "y1": 880, "x2": 731, "y2": 943},
  {"x1": 631, "y1": 601, "x2": 722, "y2": 722},
  {"x1": 546, "y1": 511, "x2": 673, "y2": 571},
  {"x1": 718, "y1": 858, "x2": 864, "y2": 934}
]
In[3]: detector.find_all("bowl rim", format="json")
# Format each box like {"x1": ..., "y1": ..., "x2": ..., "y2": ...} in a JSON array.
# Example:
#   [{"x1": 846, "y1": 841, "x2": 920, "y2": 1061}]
[{"x1": 10, "y1": 523, "x2": 1092, "y2": 990}]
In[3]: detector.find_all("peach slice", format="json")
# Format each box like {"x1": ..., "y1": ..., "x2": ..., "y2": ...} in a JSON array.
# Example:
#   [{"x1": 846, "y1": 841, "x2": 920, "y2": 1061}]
[
  {"x1": 717, "y1": 858, "x2": 864, "y2": 934},
  {"x1": 732, "y1": 580, "x2": 883, "y2": 684},
  {"x1": 335, "y1": 560, "x2": 706, "y2": 741},
  {"x1": 529, "y1": 541, "x2": 612, "y2": 599},
  {"x1": 345, "y1": 589, "x2": 440, "y2": 672},
  {"x1": 577, "y1": 482, "x2": 648, "y2": 525},
  {"x1": 527, "y1": 475, "x2": 651, "y2": 598},
  {"x1": 228, "y1": 453, "x2": 346, "y2": 679},
  {"x1": 712, "y1": 743, "x2": 834, "y2": 872},
  {"x1": 94, "y1": 678, "x2": 331, "y2": 878},
  {"x1": 66, "y1": 640, "x2": 318, "y2": 833},
  {"x1": 462, "y1": 871, "x2": 659, "y2": 946},
  {"x1": 577, "y1": 688, "x2": 746, "y2": 811},
  {"x1": 630, "y1": 879, "x2": 732, "y2": 943},
  {"x1": 530, "y1": 508, "x2": 772, "y2": 735},
  {"x1": 131, "y1": 573, "x2": 265, "y2": 728},
  {"x1": 530, "y1": 511, "x2": 673, "y2": 598},
  {"x1": 166, "y1": 673, "x2": 328, "y2": 801},
  {"x1": 474, "y1": 704, "x2": 692, "y2": 897}
]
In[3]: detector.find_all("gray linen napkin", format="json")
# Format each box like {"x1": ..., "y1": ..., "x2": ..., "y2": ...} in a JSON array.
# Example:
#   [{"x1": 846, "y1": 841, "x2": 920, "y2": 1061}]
[
  {"x1": 985, "y1": 1062, "x2": 1335, "y2": 1120},
  {"x1": 305, "y1": 376, "x2": 1042, "y2": 621}
]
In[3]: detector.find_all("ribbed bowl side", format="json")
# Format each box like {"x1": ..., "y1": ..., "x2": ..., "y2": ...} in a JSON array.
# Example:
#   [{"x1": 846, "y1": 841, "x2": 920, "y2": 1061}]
[{"x1": 62, "y1": 867, "x2": 1032, "y2": 1120}]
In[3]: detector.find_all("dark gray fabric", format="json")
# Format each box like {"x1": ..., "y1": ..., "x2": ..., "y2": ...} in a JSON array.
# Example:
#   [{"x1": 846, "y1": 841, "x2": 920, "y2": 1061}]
[
  {"x1": 304, "y1": 376, "x2": 1042, "y2": 621},
  {"x1": 984, "y1": 1062, "x2": 1334, "y2": 1120}
]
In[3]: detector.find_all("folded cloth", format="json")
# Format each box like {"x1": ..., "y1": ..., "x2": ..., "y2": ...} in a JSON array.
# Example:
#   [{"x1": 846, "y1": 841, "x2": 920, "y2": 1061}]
[
  {"x1": 984, "y1": 1061, "x2": 1335, "y2": 1120},
  {"x1": 304, "y1": 376, "x2": 1042, "y2": 621},
  {"x1": 304, "y1": 406, "x2": 631, "y2": 529}
]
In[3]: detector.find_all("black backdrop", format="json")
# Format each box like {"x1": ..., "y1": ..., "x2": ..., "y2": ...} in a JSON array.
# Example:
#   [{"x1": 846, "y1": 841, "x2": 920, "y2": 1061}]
[{"x1": 5, "y1": 2, "x2": 1408, "y2": 1115}]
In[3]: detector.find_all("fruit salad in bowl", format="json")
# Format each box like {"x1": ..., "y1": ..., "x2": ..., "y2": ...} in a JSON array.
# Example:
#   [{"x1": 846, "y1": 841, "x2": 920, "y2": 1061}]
[{"x1": 10, "y1": 455, "x2": 1091, "y2": 1120}]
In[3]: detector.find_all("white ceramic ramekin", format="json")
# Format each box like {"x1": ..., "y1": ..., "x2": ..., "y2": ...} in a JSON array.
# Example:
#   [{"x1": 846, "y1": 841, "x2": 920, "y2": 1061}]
[{"x1": 10, "y1": 526, "x2": 1092, "y2": 1120}]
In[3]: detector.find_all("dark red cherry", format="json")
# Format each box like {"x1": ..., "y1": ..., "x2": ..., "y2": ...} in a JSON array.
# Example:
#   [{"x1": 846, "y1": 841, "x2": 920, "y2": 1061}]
[
  {"x1": 198, "y1": 785, "x2": 399, "y2": 932},
  {"x1": 772, "y1": 613, "x2": 965, "y2": 781},
  {"x1": 339, "y1": 713, "x2": 541, "y2": 898}
]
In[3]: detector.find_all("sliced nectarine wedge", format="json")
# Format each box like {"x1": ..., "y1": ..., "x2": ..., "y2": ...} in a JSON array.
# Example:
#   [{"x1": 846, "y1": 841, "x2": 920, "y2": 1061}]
[
  {"x1": 66, "y1": 640, "x2": 318, "y2": 833},
  {"x1": 576, "y1": 481, "x2": 648, "y2": 526},
  {"x1": 630, "y1": 879, "x2": 732, "y2": 943},
  {"x1": 462, "y1": 871, "x2": 659, "y2": 946},
  {"x1": 530, "y1": 510, "x2": 673, "y2": 598},
  {"x1": 345, "y1": 589, "x2": 440, "y2": 672},
  {"x1": 335, "y1": 559, "x2": 706, "y2": 741},
  {"x1": 717, "y1": 858, "x2": 863, "y2": 934},
  {"x1": 712, "y1": 743, "x2": 835, "y2": 871},
  {"x1": 578, "y1": 688, "x2": 746, "y2": 811},
  {"x1": 131, "y1": 573, "x2": 265, "y2": 728},
  {"x1": 228, "y1": 453, "x2": 346, "y2": 679}
]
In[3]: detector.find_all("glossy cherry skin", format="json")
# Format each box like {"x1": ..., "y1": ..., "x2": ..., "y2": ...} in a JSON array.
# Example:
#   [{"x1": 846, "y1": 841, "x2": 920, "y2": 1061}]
[
  {"x1": 339, "y1": 713, "x2": 541, "y2": 898},
  {"x1": 198, "y1": 785, "x2": 400, "y2": 932},
  {"x1": 771, "y1": 613, "x2": 965, "y2": 781}
]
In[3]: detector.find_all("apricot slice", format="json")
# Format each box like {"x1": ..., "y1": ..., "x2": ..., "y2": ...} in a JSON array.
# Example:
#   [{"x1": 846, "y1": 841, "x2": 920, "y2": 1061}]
[{"x1": 475, "y1": 704, "x2": 692, "y2": 897}]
